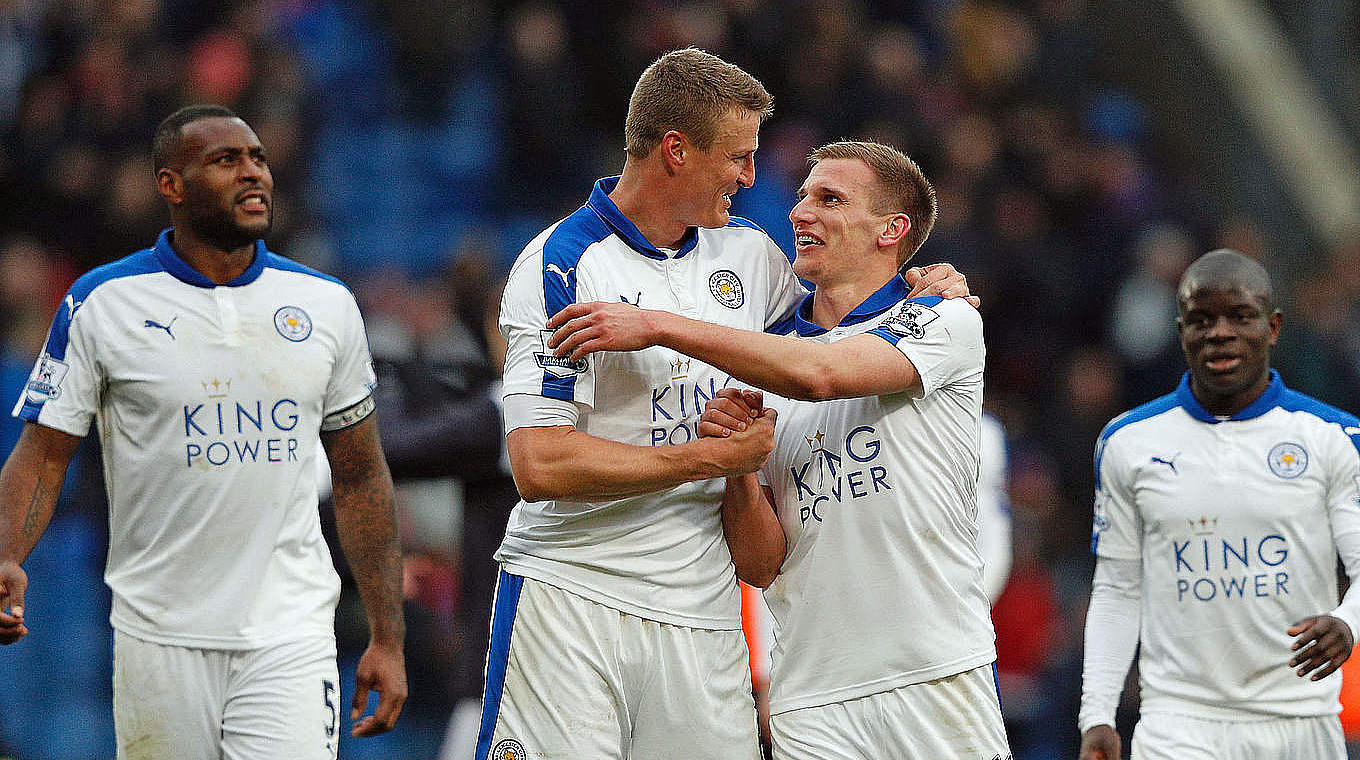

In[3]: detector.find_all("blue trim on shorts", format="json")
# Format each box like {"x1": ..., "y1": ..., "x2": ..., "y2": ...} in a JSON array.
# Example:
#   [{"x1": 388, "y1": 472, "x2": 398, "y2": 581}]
[
  {"x1": 475, "y1": 570, "x2": 525, "y2": 760},
  {"x1": 991, "y1": 661, "x2": 1003, "y2": 714}
]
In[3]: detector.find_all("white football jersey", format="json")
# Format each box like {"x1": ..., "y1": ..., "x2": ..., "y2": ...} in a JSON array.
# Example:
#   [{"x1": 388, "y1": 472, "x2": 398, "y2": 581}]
[
  {"x1": 14, "y1": 231, "x2": 377, "y2": 649},
  {"x1": 497, "y1": 177, "x2": 806, "y2": 629},
  {"x1": 760, "y1": 281, "x2": 995, "y2": 714},
  {"x1": 1091, "y1": 371, "x2": 1360, "y2": 719}
]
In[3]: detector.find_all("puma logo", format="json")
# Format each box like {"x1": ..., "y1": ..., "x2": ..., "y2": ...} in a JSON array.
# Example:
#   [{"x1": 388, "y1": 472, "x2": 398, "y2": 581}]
[
  {"x1": 144, "y1": 316, "x2": 178, "y2": 340},
  {"x1": 1150, "y1": 453, "x2": 1179, "y2": 474},
  {"x1": 545, "y1": 263, "x2": 575, "y2": 287}
]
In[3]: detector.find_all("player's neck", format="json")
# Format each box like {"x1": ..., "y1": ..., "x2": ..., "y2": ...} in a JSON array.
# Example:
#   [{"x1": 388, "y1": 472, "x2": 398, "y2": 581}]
[
  {"x1": 611, "y1": 164, "x2": 691, "y2": 250},
  {"x1": 1189, "y1": 370, "x2": 1272, "y2": 417},
  {"x1": 168, "y1": 226, "x2": 257, "y2": 285},
  {"x1": 809, "y1": 276, "x2": 890, "y2": 330}
]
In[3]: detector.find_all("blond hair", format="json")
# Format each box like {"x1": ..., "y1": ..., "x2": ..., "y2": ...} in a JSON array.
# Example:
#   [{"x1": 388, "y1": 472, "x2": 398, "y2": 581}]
[
  {"x1": 810, "y1": 141, "x2": 938, "y2": 265},
  {"x1": 624, "y1": 48, "x2": 773, "y2": 159}
]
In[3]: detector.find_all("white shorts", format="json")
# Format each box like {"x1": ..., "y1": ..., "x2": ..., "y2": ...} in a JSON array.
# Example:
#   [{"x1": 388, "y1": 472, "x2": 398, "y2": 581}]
[
  {"x1": 1132, "y1": 711, "x2": 1344, "y2": 760},
  {"x1": 769, "y1": 663, "x2": 1010, "y2": 760},
  {"x1": 113, "y1": 630, "x2": 340, "y2": 760},
  {"x1": 475, "y1": 570, "x2": 761, "y2": 760}
]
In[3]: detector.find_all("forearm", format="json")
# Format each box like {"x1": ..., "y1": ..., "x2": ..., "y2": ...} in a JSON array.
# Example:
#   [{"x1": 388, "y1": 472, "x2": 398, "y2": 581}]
[
  {"x1": 325, "y1": 418, "x2": 405, "y2": 647},
  {"x1": 508, "y1": 426, "x2": 748, "y2": 503},
  {"x1": 650, "y1": 313, "x2": 844, "y2": 401},
  {"x1": 0, "y1": 425, "x2": 77, "y2": 564},
  {"x1": 1079, "y1": 555, "x2": 1142, "y2": 732},
  {"x1": 721, "y1": 475, "x2": 784, "y2": 588}
]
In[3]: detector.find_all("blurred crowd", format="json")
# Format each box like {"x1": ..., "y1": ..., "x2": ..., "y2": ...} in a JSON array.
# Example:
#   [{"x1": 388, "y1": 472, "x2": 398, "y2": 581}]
[{"x1": 3, "y1": 0, "x2": 1360, "y2": 758}]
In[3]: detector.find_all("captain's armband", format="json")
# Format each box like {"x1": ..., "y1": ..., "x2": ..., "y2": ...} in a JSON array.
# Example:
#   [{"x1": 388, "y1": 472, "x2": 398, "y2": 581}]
[{"x1": 321, "y1": 395, "x2": 376, "y2": 432}]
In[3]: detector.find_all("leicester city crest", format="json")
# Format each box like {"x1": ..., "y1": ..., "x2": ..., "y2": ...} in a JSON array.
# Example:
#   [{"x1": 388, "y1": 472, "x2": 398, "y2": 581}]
[
  {"x1": 708, "y1": 269, "x2": 745, "y2": 309},
  {"x1": 1268, "y1": 441, "x2": 1308, "y2": 479},
  {"x1": 491, "y1": 738, "x2": 527, "y2": 760},
  {"x1": 274, "y1": 305, "x2": 313, "y2": 342}
]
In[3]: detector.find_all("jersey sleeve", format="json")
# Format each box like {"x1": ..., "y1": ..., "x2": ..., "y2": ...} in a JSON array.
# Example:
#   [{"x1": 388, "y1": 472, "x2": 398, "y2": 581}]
[
  {"x1": 1091, "y1": 426, "x2": 1143, "y2": 560},
  {"x1": 321, "y1": 289, "x2": 378, "y2": 426},
  {"x1": 1324, "y1": 425, "x2": 1360, "y2": 635},
  {"x1": 760, "y1": 235, "x2": 806, "y2": 328},
  {"x1": 11, "y1": 292, "x2": 100, "y2": 437},
  {"x1": 867, "y1": 297, "x2": 983, "y2": 399},
  {"x1": 499, "y1": 249, "x2": 598, "y2": 410}
]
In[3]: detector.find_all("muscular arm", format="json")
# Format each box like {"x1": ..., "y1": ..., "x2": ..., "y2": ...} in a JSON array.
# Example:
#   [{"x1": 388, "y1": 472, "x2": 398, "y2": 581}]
[
  {"x1": 700, "y1": 390, "x2": 785, "y2": 588},
  {"x1": 720, "y1": 476, "x2": 784, "y2": 588},
  {"x1": 321, "y1": 413, "x2": 407, "y2": 736},
  {"x1": 549, "y1": 305, "x2": 918, "y2": 402},
  {"x1": 506, "y1": 416, "x2": 773, "y2": 503},
  {"x1": 0, "y1": 422, "x2": 81, "y2": 643}
]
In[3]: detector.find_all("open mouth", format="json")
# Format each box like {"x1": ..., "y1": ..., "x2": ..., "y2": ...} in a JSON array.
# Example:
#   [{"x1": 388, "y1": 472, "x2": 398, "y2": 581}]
[
  {"x1": 794, "y1": 231, "x2": 825, "y2": 251},
  {"x1": 236, "y1": 190, "x2": 269, "y2": 212},
  {"x1": 1204, "y1": 356, "x2": 1242, "y2": 373}
]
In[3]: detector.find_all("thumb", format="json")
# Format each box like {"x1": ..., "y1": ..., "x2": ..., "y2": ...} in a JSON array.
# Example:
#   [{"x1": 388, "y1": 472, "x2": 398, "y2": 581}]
[{"x1": 901, "y1": 266, "x2": 923, "y2": 284}]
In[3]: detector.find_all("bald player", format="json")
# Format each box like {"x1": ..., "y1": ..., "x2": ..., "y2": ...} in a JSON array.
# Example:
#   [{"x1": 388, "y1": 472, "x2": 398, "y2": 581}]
[{"x1": 1080, "y1": 249, "x2": 1360, "y2": 759}]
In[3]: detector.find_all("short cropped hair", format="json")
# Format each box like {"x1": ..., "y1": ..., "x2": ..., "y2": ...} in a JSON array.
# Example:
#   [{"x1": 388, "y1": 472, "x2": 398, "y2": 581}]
[
  {"x1": 1177, "y1": 248, "x2": 1275, "y2": 311},
  {"x1": 810, "y1": 141, "x2": 938, "y2": 264},
  {"x1": 624, "y1": 48, "x2": 773, "y2": 159},
  {"x1": 152, "y1": 104, "x2": 239, "y2": 170}
]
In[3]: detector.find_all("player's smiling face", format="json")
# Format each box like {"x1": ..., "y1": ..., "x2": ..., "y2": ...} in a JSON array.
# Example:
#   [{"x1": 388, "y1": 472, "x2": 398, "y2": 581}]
[
  {"x1": 684, "y1": 108, "x2": 759, "y2": 228},
  {"x1": 175, "y1": 116, "x2": 274, "y2": 249},
  {"x1": 789, "y1": 158, "x2": 892, "y2": 285},
  {"x1": 1178, "y1": 284, "x2": 1280, "y2": 413}
]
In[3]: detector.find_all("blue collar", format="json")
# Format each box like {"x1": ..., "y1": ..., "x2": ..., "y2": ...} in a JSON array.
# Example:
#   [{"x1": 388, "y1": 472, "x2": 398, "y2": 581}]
[
  {"x1": 790, "y1": 276, "x2": 922, "y2": 337},
  {"x1": 1175, "y1": 369, "x2": 1285, "y2": 422},
  {"x1": 586, "y1": 177, "x2": 699, "y2": 260},
  {"x1": 153, "y1": 229, "x2": 267, "y2": 288}
]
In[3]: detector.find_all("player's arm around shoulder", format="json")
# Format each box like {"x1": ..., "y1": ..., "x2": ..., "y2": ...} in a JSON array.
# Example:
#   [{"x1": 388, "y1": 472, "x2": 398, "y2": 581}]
[{"x1": 321, "y1": 413, "x2": 407, "y2": 736}]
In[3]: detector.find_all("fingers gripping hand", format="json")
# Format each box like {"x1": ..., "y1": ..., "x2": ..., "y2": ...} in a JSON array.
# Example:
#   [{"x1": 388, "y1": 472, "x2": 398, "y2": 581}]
[
  {"x1": 699, "y1": 388, "x2": 763, "y2": 438},
  {"x1": 0, "y1": 561, "x2": 28, "y2": 645},
  {"x1": 1288, "y1": 615, "x2": 1354, "y2": 681},
  {"x1": 350, "y1": 644, "x2": 408, "y2": 737},
  {"x1": 547, "y1": 302, "x2": 654, "y2": 361},
  {"x1": 902, "y1": 263, "x2": 981, "y2": 308},
  {"x1": 719, "y1": 406, "x2": 777, "y2": 475}
]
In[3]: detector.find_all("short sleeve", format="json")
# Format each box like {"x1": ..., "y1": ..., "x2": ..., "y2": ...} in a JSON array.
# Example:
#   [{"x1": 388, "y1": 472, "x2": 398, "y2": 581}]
[
  {"x1": 868, "y1": 297, "x2": 983, "y2": 399},
  {"x1": 12, "y1": 293, "x2": 100, "y2": 437},
  {"x1": 761, "y1": 235, "x2": 806, "y2": 329},
  {"x1": 499, "y1": 250, "x2": 598, "y2": 410},
  {"x1": 1091, "y1": 428, "x2": 1143, "y2": 560},
  {"x1": 323, "y1": 289, "x2": 378, "y2": 416}
]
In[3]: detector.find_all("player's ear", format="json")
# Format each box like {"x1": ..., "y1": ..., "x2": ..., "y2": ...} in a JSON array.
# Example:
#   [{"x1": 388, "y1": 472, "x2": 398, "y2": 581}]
[
  {"x1": 660, "y1": 132, "x2": 687, "y2": 170},
  {"x1": 879, "y1": 213, "x2": 910, "y2": 248},
  {"x1": 157, "y1": 168, "x2": 184, "y2": 205}
]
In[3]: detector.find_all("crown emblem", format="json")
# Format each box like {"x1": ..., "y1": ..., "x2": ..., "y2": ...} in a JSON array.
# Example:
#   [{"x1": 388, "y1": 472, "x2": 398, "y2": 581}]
[
  {"x1": 1189, "y1": 515, "x2": 1219, "y2": 535},
  {"x1": 805, "y1": 430, "x2": 826, "y2": 452},
  {"x1": 670, "y1": 358, "x2": 690, "y2": 381},
  {"x1": 202, "y1": 378, "x2": 232, "y2": 398}
]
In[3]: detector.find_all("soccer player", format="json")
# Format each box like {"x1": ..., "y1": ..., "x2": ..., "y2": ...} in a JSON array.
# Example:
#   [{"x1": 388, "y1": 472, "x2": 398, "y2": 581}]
[
  {"x1": 483, "y1": 51, "x2": 971, "y2": 760},
  {"x1": 0, "y1": 105, "x2": 406, "y2": 757},
  {"x1": 547, "y1": 141, "x2": 1009, "y2": 758},
  {"x1": 1079, "y1": 249, "x2": 1360, "y2": 760}
]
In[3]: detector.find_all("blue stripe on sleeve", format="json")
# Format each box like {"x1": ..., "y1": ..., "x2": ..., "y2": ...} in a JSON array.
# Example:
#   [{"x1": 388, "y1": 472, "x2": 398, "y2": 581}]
[
  {"x1": 539, "y1": 207, "x2": 612, "y2": 400},
  {"x1": 1278, "y1": 388, "x2": 1360, "y2": 457},
  {"x1": 18, "y1": 248, "x2": 164, "y2": 420}
]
